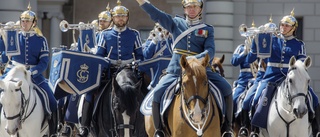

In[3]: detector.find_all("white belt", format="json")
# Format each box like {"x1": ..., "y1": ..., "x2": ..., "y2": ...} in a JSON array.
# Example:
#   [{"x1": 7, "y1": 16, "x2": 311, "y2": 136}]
[
  {"x1": 108, "y1": 58, "x2": 134, "y2": 67},
  {"x1": 7, "y1": 61, "x2": 36, "y2": 69},
  {"x1": 267, "y1": 62, "x2": 289, "y2": 68},
  {"x1": 240, "y1": 68, "x2": 252, "y2": 73}
]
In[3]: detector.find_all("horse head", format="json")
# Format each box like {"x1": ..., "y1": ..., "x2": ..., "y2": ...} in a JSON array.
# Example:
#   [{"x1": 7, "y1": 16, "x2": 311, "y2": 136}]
[
  {"x1": 111, "y1": 68, "x2": 144, "y2": 136},
  {"x1": 284, "y1": 56, "x2": 311, "y2": 118},
  {"x1": 212, "y1": 54, "x2": 225, "y2": 77},
  {"x1": 180, "y1": 54, "x2": 210, "y2": 124},
  {"x1": 0, "y1": 65, "x2": 31, "y2": 135}
]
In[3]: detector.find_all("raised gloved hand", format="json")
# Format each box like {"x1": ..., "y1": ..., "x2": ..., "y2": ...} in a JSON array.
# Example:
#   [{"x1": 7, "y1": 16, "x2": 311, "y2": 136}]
[{"x1": 136, "y1": 0, "x2": 147, "y2": 5}]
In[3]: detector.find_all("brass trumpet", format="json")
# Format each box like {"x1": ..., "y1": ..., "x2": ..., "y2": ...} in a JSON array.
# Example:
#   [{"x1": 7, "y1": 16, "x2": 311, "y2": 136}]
[
  {"x1": 60, "y1": 20, "x2": 98, "y2": 32},
  {"x1": 0, "y1": 21, "x2": 20, "y2": 30}
]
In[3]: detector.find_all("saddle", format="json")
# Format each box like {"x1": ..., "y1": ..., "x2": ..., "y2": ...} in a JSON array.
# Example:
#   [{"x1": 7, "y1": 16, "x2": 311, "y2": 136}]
[{"x1": 251, "y1": 82, "x2": 277, "y2": 129}]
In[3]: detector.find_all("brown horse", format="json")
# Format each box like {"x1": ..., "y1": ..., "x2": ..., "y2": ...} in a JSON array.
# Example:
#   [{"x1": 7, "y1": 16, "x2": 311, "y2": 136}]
[
  {"x1": 212, "y1": 54, "x2": 225, "y2": 77},
  {"x1": 145, "y1": 54, "x2": 221, "y2": 137}
]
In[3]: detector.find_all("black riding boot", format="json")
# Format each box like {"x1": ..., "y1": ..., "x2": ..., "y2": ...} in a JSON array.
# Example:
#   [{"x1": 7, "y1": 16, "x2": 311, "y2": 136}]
[
  {"x1": 312, "y1": 105, "x2": 320, "y2": 137},
  {"x1": 49, "y1": 110, "x2": 58, "y2": 136},
  {"x1": 152, "y1": 101, "x2": 165, "y2": 137},
  {"x1": 239, "y1": 110, "x2": 250, "y2": 137},
  {"x1": 77, "y1": 99, "x2": 93, "y2": 137},
  {"x1": 249, "y1": 107, "x2": 259, "y2": 137},
  {"x1": 222, "y1": 94, "x2": 234, "y2": 137}
]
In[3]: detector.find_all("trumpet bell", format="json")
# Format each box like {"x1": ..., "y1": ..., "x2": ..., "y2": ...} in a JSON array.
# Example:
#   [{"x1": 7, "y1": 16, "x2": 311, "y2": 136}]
[
  {"x1": 239, "y1": 24, "x2": 248, "y2": 37},
  {"x1": 59, "y1": 20, "x2": 69, "y2": 32}
]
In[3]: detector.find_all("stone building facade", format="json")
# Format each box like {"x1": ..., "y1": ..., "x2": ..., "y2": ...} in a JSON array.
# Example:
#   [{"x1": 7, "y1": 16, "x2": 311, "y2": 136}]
[{"x1": 1, "y1": 0, "x2": 320, "y2": 94}]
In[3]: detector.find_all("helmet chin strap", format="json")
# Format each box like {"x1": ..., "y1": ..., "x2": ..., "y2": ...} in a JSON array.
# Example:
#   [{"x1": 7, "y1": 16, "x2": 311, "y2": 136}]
[{"x1": 282, "y1": 27, "x2": 295, "y2": 37}]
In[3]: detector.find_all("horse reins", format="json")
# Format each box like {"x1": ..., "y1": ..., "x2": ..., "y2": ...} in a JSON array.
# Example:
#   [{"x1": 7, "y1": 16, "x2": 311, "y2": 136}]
[{"x1": 3, "y1": 79, "x2": 37, "y2": 124}]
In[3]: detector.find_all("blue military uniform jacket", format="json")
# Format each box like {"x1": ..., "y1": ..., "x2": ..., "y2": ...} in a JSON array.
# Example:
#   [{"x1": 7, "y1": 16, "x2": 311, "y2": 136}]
[
  {"x1": 1, "y1": 31, "x2": 49, "y2": 85},
  {"x1": 96, "y1": 26, "x2": 144, "y2": 66},
  {"x1": 141, "y1": 3, "x2": 215, "y2": 75},
  {"x1": 247, "y1": 35, "x2": 306, "y2": 82},
  {"x1": 140, "y1": 36, "x2": 173, "y2": 89},
  {"x1": 231, "y1": 44, "x2": 253, "y2": 86}
]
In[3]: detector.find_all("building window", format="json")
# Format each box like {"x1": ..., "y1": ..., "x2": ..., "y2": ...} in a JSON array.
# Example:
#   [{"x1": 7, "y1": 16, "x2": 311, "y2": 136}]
[{"x1": 296, "y1": 17, "x2": 303, "y2": 40}]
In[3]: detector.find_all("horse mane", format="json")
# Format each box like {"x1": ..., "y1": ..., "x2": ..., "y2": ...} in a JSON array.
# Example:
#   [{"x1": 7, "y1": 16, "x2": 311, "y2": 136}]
[
  {"x1": 188, "y1": 58, "x2": 207, "y2": 77},
  {"x1": 113, "y1": 68, "x2": 141, "y2": 116}
]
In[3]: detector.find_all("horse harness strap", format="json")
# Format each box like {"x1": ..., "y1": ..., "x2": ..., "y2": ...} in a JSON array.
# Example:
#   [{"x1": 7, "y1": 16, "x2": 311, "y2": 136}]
[
  {"x1": 275, "y1": 91, "x2": 296, "y2": 137},
  {"x1": 3, "y1": 80, "x2": 37, "y2": 123},
  {"x1": 180, "y1": 92, "x2": 215, "y2": 137}
]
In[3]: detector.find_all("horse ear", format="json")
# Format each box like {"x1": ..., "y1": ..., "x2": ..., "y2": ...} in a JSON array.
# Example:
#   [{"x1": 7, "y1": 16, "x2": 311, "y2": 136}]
[
  {"x1": 289, "y1": 56, "x2": 296, "y2": 67},
  {"x1": 304, "y1": 56, "x2": 312, "y2": 69},
  {"x1": 220, "y1": 54, "x2": 225, "y2": 64},
  {"x1": 180, "y1": 55, "x2": 188, "y2": 69},
  {"x1": 202, "y1": 54, "x2": 210, "y2": 67},
  {"x1": 15, "y1": 80, "x2": 23, "y2": 88}
]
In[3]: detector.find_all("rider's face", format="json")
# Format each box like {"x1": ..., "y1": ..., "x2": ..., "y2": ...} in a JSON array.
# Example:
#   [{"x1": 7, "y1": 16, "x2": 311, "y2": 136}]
[
  {"x1": 184, "y1": 5, "x2": 202, "y2": 19},
  {"x1": 99, "y1": 20, "x2": 111, "y2": 30},
  {"x1": 113, "y1": 15, "x2": 128, "y2": 28},
  {"x1": 280, "y1": 23, "x2": 294, "y2": 36},
  {"x1": 21, "y1": 20, "x2": 33, "y2": 31}
]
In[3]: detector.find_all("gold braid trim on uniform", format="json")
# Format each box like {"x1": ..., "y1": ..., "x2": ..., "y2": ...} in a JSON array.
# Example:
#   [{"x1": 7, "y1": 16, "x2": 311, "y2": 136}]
[{"x1": 173, "y1": 48, "x2": 198, "y2": 56}]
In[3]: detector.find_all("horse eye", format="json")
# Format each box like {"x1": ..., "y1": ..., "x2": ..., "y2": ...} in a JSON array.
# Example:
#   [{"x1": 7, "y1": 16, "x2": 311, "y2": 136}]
[
  {"x1": 289, "y1": 79, "x2": 292, "y2": 83},
  {"x1": 204, "y1": 81, "x2": 208, "y2": 86}
]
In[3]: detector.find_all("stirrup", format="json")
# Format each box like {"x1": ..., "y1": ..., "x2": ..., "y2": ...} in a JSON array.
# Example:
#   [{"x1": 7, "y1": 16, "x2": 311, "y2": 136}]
[
  {"x1": 221, "y1": 131, "x2": 235, "y2": 137},
  {"x1": 154, "y1": 129, "x2": 165, "y2": 137},
  {"x1": 316, "y1": 132, "x2": 320, "y2": 137},
  {"x1": 249, "y1": 132, "x2": 259, "y2": 137},
  {"x1": 239, "y1": 127, "x2": 249, "y2": 136}
]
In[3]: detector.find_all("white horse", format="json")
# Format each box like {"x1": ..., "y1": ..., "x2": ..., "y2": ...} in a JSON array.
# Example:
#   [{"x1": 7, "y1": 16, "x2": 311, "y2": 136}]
[
  {"x1": 260, "y1": 56, "x2": 312, "y2": 137},
  {"x1": 0, "y1": 65, "x2": 48, "y2": 137}
]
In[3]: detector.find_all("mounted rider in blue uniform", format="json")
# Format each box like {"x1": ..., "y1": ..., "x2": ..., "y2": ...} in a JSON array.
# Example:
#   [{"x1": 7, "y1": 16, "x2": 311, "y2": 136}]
[
  {"x1": 140, "y1": 23, "x2": 173, "y2": 90},
  {"x1": 247, "y1": 10, "x2": 320, "y2": 137},
  {"x1": 136, "y1": 0, "x2": 234, "y2": 136},
  {"x1": 72, "y1": 4, "x2": 114, "y2": 136},
  {"x1": 0, "y1": 3, "x2": 58, "y2": 134},
  {"x1": 231, "y1": 38, "x2": 254, "y2": 136}
]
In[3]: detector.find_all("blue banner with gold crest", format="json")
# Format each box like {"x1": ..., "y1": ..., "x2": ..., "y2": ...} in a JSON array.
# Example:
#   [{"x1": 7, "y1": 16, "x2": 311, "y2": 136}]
[
  {"x1": 78, "y1": 29, "x2": 96, "y2": 52},
  {"x1": 49, "y1": 50, "x2": 109, "y2": 97},
  {"x1": 4, "y1": 30, "x2": 20, "y2": 56},
  {"x1": 255, "y1": 33, "x2": 272, "y2": 58}
]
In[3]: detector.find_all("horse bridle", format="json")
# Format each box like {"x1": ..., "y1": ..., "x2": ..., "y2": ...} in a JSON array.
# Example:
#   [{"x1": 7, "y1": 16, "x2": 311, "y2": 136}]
[
  {"x1": 283, "y1": 68, "x2": 308, "y2": 105},
  {"x1": 274, "y1": 68, "x2": 309, "y2": 137},
  {"x1": 110, "y1": 76, "x2": 142, "y2": 137},
  {"x1": 2, "y1": 79, "x2": 36, "y2": 124},
  {"x1": 179, "y1": 71, "x2": 214, "y2": 136}
]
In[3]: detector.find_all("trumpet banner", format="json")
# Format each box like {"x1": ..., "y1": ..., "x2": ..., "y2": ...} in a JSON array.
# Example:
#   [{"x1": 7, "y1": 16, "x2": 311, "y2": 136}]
[
  {"x1": 255, "y1": 33, "x2": 272, "y2": 58},
  {"x1": 4, "y1": 30, "x2": 20, "y2": 56},
  {"x1": 49, "y1": 50, "x2": 109, "y2": 98},
  {"x1": 78, "y1": 29, "x2": 96, "y2": 52}
]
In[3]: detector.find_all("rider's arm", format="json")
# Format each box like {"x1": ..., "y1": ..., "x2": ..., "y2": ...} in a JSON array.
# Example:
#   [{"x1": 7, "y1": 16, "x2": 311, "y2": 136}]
[
  {"x1": 246, "y1": 39, "x2": 258, "y2": 64},
  {"x1": 96, "y1": 32, "x2": 107, "y2": 57},
  {"x1": 133, "y1": 30, "x2": 144, "y2": 62},
  {"x1": 296, "y1": 41, "x2": 307, "y2": 61},
  {"x1": 29, "y1": 36, "x2": 49, "y2": 78},
  {"x1": 143, "y1": 40, "x2": 157, "y2": 59},
  {"x1": 139, "y1": 2, "x2": 176, "y2": 33},
  {"x1": 231, "y1": 44, "x2": 247, "y2": 66}
]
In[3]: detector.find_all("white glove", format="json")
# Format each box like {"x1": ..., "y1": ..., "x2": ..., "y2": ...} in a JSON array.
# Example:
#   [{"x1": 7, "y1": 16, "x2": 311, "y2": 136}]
[
  {"x1": 186, "y1": 56, "x2": 196, "y2": 60},
  {"x1": 136, "y1": 0, "x2": 148, "y2": 5}
]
